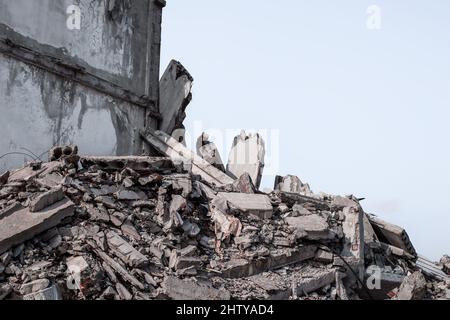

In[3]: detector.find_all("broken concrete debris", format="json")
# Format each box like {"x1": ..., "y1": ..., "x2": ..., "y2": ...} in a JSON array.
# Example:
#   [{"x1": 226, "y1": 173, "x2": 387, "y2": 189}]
[
  {"x1": 196, "y1": 132, "x2": 225, "y2": 172},
  {"x1": 0, "y1": 145, "x2": 447, "y2": 301},
  {"x1": 274, "y1": 175, "x2": 312, "y2": 197},
  {"x1": 226, "y1": 131, "x2": 265, "y2": 190},
  {"x1": 394, "y1": 271, "x2": 427, "y2": 300},
  {"x1": 159, "y1": 60, "x2": 193, "y2": 137}
]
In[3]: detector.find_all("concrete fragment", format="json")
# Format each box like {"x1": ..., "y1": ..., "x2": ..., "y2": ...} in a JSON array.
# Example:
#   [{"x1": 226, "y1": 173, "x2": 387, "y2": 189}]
[
  {"x1": 167, "y1": 195, "x2": 186, "y2": 230},
  {"x1": 210, "y1": 197, "x2": 242, "y2": 247},
  {"x1": 163, "y1": 276, "x2": 230, "y2": 300},
  {"x1": 292, "y1": 203, "x2": 312, "y2": 216},
  {"x1": 159, "y1": 60, "x2": 193, "y2": 136},
  {"x1": 381, "y1": 243, "x2": 415, "y2": 260},
  {"x1": 278, "y1": 191, "x2": 330, "y2": 211},
  {"x1": 361, "y1": 267, "x2": 405, "y2": 300},
  {"x1": 335, "y1": 271, "x2": 349, "y2": 300},
  {"x1": 100, "y1": 286, "x2": 117, "y2": 300},
  {"x1": 274, "y1": 175, "x2": 312, "y2": 196},
  {"x1": 226, "y1": 131, "x2": 265, "y2": 189},
  {"x1": 196, "y1": 132, "x2": 225, "y2": 172},
  {"x1": 0, "y1": 198, "x2": 74, "y2": 254},
  {"x1": 67, "y1": 256, "x2": 89, "y2": 275},
  {"x1": 221, "y1": 246, "x2": 317, "y2": 278},
  {"x1": 285, "y1": 215, "x2": 331, "y2": 240},
  {"x1": 138, "y1": 173, "x2": 163, "y2": 186},
  {"x1": 29, "y1": 187, "x2": 65, "y2": 212},
  {"x1": 0, "y1": 171, "x2": 9, "y2": 185},
  {"x1": 110, "y1": 211, "x2": 126, "y2": 227},
  {"x1": 87, "y1": 205, "x2": 110, "y2": 223},
  {"x1": 295, "y1": 268, "x2": 337, "y2": 297},
  {"x1": 170, "y1": 255, "x2": 202, "y2": 271},
  {"x1": 35, "y1": 173, "x2": 65, "y2": 189},
  {"x1": 331, "y1": 196, "x2": 358, "y2": 210},
  {"x1": 93, "y1": 247, "x2": 145, "y2": 290},
  {"x1": 395, "y1": 271, "x2": 427, "y2": 300},
  {"x1": 440, "y1": 255, "x2": 450, "y2": 275},
  {"x1": 121, "y1": 222, "x2": 142, "y2": 241},
  {"x1": 0, "y1": 283, "x2": 12, "y2": 300},
  {"x1": 80, "y1": 156, "x2": 175, "y2": 174},
  {"x1": 232, "y1": 173, "x2": 256, "y2": 194},
  {"x1": 0, "y1": 202, "x2": 24, "y2": 219},
  {"x1": 106, "y1": 231, "x2": 148, "y2": 267},
  {"x1": 23, "y1": 285, "x2": 62, "y2": 300},
  {"x1": 141, "y1": 130, "x2": 234, "y2": 187},
  {"x1": 164, "y1": 174, "x2": 192, "y2": 198},
  {"x1": 66, "y1": 256, "x2": 93, "y2": 292},
  {"x1": 116, "y1": 282, "x2": 133, "y2": 300},
  {"x1": 217, "y1": 192, "x2": 273, "y2": 219},
  {"x1": 315, "y1": 249, "x2": 334, "y2": 264},
  {"x1": 368, "y1": 215, "x2": 417, "y2": 257},
  {"x1": 48, "y1": 235, "x2": 62, "y2": 249},
  {"x1": 416, "y1": 256, "x2": 449, "y2": 281},
  {"x1": 115, "y1": 190, "x2": 142, "y2": 201}
]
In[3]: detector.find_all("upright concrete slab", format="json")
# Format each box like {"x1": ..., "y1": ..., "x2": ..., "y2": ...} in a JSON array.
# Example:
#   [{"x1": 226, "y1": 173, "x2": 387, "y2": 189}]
[
  {"x1": 0, "y1": 0, "x2": 165, "y2": 172},
  {"x1": 159, "y1": 60, "x2": 193, "y2": 136},
  {"x1": 226, "y1": 131, "x2": 265, "y2": 189}
]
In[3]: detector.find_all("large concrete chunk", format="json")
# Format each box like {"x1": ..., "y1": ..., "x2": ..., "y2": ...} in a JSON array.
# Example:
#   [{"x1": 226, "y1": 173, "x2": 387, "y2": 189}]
[
  {"x1": 159, "y1": 60, "x2": 193, "y2": 135},
  {"x1": 106, "y1": 231, "x2": 148, "y2": 267},
  {"x1": 285, "y1": 215, "x2": 331, "y2": 240},
  {"x1": 395, "y1": 271, "x2": 427, "y2": 300},
  {"x1": 196, "y1": 132, "x2": 225, "y2": 172},
  {"x1": 368, "y1": 215, "x2": 417, "y2": 257},
  {"x1": 23, "y1": 285, "x2": 62, "y2": 300},
  {"x1": 274, "y1": 175, "x2": 312, "y2": 196},
  {"x1": 92, "y1": 246, "x2": 145, "y2": 290},
  {"x1": 220, "y1": 246, "x2": 317, "y2": 278},
  {"x1": 341, "y1": 206, "x2": 365, "y2": 281},
  {"x1": 80, "y1": 156, "x2": 175, "y2": 174},
  {"x1": 163, "y1": 276, "x2": 230, "y2": 300},
  {"x1": 217, "y1": 192, "x2": 273, "y2": 219},
  {"x1": 226, "y1": 131, "x2": 265, "y2": 189},
  {"x1": 278, "y1": 191, "x2": 330, "y2": 211},
  {"x1": 29, "y1": 187, "x2": 65, "y2": 212},
  {"x1": 141, "y1": 130, "x2": 234, "y2": 187},
  {"x1": 0, "y1": 198, "x2": 74, "y2": 254},
  {"x1": 231, "y1": 173, "x2": 257, "y2": 194}
]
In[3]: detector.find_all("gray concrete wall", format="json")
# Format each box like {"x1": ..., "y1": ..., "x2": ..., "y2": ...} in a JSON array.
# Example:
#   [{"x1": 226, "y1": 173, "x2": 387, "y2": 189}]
[
  {"x1": 0, "y1": 54, "x2": 145, "y2": 172},
  {"x1": 0, "y1": 0, "x2": 165, "y2": 171}
]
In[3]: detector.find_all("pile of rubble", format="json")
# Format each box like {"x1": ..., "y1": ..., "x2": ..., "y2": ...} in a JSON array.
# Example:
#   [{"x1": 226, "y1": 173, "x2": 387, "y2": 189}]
[{"x1": 0, "y1": 132, "x2": 449, "y2": 301}]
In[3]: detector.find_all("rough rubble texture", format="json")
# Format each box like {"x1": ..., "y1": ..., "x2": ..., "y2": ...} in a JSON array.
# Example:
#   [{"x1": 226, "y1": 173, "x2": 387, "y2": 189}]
[{"x1": 0, "y1": 146, "x2": 448, "y2": 301}]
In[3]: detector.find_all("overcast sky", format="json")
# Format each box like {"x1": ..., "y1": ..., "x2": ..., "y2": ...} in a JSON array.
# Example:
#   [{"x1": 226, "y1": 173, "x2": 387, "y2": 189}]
[{"x1": 160, "y1": 0, "x2": 450, "y2": 261}]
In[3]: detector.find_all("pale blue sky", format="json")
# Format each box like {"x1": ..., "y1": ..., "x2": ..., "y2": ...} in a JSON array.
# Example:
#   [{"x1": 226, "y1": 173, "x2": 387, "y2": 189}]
[{"x1": 160, "y1": 0, "x2": 450, "y2": 260}]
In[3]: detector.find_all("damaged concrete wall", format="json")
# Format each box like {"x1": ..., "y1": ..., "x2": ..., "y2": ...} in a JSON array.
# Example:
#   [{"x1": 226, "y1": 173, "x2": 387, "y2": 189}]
[
  {"x1": 0, "y1": 0, "x2": 165, "y2": 172},
  {"x1": 0, "y1": 0, "x2": 162, "y2": 96}
]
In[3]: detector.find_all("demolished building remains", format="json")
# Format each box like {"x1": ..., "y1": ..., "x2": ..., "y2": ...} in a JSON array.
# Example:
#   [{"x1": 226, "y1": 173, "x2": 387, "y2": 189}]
[
  {"x1": 0, "y1": 138, "x2": 449, "y2": 300},
  {"x1": 0, "y1": 1, "x2": 449, "y2": 301}
]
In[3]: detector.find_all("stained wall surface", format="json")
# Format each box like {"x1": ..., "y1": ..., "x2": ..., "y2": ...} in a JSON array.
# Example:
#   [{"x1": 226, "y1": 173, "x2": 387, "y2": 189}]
[{"x1": 0, "y1": 0, "x2": 164, "y2": 171}]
